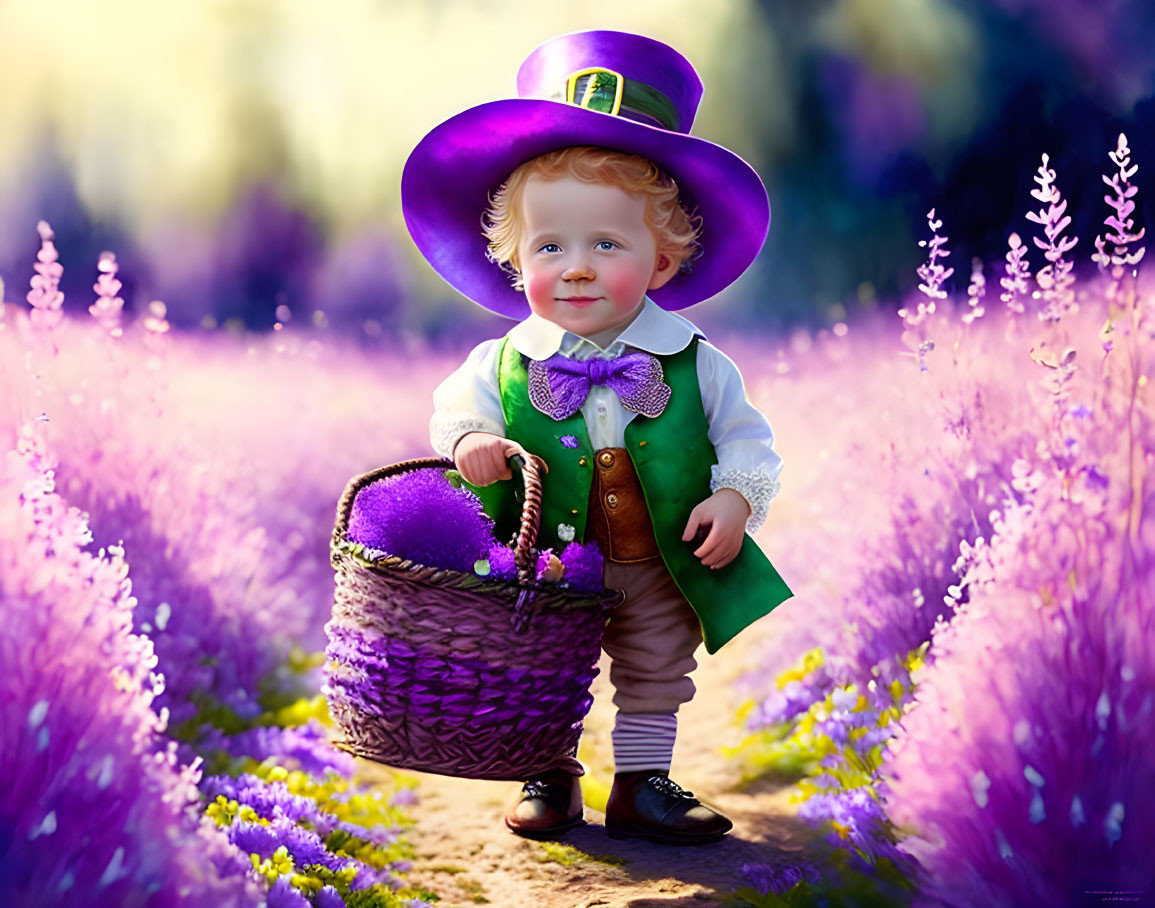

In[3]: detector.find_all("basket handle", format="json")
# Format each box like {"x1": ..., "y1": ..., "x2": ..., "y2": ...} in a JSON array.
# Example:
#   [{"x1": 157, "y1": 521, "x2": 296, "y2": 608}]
[{"x1": 506, "y1": 445, "x2": 548, "y2": 588}]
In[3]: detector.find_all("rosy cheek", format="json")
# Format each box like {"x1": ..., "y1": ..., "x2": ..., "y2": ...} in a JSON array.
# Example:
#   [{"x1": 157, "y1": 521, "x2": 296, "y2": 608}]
[
  {"x1": 603, "y1": 266, "x2": 649, "y2": 312},
  {"x1": 523, "y1": 271, "x2": 556, "y2": 312}
]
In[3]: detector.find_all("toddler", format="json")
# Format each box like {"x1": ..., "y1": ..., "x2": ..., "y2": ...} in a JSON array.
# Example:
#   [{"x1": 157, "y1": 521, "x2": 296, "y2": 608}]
[{"x1": 402, "y1": 30, "x2": 793, "y2": 844}]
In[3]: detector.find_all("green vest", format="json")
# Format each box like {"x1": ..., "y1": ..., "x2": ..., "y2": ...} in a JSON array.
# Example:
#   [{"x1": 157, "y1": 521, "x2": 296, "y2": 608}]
[{"x1": 467, "y1": 336, "x2": 793, "y2": 653}]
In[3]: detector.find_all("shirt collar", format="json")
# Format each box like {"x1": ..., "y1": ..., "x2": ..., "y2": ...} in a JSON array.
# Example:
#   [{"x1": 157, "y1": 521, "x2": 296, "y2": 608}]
[{"x1": 507, "y1": 297, "x2": 705, "y2": 361}]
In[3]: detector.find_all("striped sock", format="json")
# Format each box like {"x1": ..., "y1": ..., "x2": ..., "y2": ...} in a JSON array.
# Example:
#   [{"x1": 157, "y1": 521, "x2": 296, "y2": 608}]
[{"x1": 612, "y1": 711, "x2": 677, "y2": 772}]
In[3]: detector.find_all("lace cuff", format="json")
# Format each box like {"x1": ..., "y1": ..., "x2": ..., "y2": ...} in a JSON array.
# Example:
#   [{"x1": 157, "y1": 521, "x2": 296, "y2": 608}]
[
  {"x1": 430, "y1": 415, "x2": 505, "y2": 460},
  {"x1": 710, "y1": 466, "x2": 781, "y2": 535}
]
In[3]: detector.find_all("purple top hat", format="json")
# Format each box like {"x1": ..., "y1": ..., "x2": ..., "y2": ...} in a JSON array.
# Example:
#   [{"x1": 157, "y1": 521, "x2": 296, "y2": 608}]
[{"x1": 401, "y1": 30, "x2": 770, "y2": 320}]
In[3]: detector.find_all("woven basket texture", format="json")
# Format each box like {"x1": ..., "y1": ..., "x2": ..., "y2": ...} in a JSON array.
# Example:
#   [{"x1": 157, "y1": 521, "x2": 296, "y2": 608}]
[{"x1": 324, "y1": 458, "x2": 621, "y2": 780}]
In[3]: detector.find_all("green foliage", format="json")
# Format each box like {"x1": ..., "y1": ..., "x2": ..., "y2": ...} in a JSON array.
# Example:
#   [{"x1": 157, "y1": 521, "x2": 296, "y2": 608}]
[
  {"x1": 719, "y1": 855, "x2": 915, "y2": 908},
  {"x1": 727, "y1": 643, "x2": 929, "y2": 896},
  {"x1": 722, "y1": 886, "x2": 795, "y2": 907},
  {"x1": 170, "y1": 690, "x2": 253, "y2": 740},
  {"x1": 208, "y1": 762, "x2": 433, "y2": 903},
  {"x1": 170, "y1": 662, "x2": 333, "y2": 751},
  {"x1": 536, "y1": 842, "x2": 628, "y2": 868},
  {"x1": 458, "y1": 877, "x2": 490, "y2": 903},
  {"x1": 344, "y1": 886, "x2": 441, "y2": 907},
  {"x1": 726, "y1": 723, "x2": 828, "y2": 784}
]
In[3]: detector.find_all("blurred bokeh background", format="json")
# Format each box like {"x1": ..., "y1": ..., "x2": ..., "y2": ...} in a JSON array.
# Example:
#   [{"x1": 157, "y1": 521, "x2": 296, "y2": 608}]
[{"x1": 1, "y1": 0, "x2": 1152, "y2": 341}]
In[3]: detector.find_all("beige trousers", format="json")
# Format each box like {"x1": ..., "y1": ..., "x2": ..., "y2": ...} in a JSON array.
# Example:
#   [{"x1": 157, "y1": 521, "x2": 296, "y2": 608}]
[{"x1": 600, "y1": 557, "x2": 704, "y2": 714}]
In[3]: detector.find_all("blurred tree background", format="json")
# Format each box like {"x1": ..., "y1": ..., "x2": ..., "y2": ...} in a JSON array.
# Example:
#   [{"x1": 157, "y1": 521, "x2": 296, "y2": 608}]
[{"x1": 0, "y1": 0, "x2": 1151, "y2": 341}]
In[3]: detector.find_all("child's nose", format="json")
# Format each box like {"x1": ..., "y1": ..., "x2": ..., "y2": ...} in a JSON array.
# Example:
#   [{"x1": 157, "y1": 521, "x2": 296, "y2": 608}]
[{"x1": 562, "y1": 261, "x2": 595, "y2": 281}]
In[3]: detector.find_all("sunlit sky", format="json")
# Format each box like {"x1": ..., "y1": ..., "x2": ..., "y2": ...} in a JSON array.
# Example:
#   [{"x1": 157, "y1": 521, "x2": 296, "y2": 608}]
[
  {"x1": 0, "y1": 0, "x2": 985, "y2": 217},
  {"x1": 0, "y1": 0, "x2": 801, "y2": 235}
]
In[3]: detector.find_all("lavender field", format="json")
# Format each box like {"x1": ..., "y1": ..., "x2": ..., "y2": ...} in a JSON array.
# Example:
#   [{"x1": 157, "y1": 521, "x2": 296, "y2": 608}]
[{"x1": 2, "y1": 136, "x2": 1152, "y2": 907}]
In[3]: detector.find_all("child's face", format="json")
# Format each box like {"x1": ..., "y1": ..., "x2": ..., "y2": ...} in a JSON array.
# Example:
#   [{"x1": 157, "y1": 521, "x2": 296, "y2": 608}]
[{"x1": 516, "y1": 174, "x2": 677, "y2": 340}]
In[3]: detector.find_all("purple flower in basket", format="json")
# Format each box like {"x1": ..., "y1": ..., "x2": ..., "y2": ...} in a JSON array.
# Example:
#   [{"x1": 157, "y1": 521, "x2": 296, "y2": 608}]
[
  {"x1": 559, "y1": 542, "x2": 604, "y2": 593},
  {"x1": 535, "y1": 548, "x2": 556, "y2": 580},
  {"x1": 482, "y1": 544, "x2": 558, "y2": 582},
  {"x1": 478, "y1": 540, "x2": 605, "y2": 591},
  {"x1": 347, "y1": 468, "x2": 495, "y2": 571},
  {"x1": 483, "y1": 542, "x2": 517, "y2": 580},
  {"x1": 478, "y1": 541, "x2": 603, "y2": 593}
]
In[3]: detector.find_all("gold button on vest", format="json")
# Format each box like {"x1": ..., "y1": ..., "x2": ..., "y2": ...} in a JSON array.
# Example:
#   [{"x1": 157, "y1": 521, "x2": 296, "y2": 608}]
[{"x1": 586, "y1": 447, "x2": 660, "y2": 563}]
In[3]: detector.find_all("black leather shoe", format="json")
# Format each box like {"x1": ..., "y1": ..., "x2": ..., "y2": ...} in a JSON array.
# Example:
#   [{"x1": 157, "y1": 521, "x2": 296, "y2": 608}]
[
  {"x1": 604, "y1": 770, "x2": 732, "y2": 845},
  {"x1": 504, "y1": 770, "x2": 584, "y2": 839}
]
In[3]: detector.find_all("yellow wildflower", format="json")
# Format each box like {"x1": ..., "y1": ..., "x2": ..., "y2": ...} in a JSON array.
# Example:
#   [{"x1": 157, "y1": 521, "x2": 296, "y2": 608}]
[{"x1": 776, "y1": 647, "x2": 825, "y2": 689}]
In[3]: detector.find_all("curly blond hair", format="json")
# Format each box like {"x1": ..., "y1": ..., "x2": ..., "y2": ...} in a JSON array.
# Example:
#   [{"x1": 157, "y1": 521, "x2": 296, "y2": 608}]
[{"x1": 483, "y1": 146, "x2": 701, "y2": 290}]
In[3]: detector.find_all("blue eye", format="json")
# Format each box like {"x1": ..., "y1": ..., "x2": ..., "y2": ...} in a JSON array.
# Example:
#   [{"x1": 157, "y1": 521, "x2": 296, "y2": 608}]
[
  {"x1": 596, "y1": 241, "x2": 617, "y2": 251},
  {"x1": 538, "y1": 243, "x2": 561, "y2": 254}
]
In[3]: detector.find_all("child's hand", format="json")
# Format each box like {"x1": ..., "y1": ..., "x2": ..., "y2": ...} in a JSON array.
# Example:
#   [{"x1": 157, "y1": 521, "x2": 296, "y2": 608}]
[
  {"x1": 454, "y1": 432, "x2": 525, "y2": 487},
  {"x1": 681, "y1": 488, "x2": 751, "y2": 570}
]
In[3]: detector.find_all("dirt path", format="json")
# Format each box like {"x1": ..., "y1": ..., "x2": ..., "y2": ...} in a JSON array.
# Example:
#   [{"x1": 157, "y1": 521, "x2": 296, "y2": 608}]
[{"x1": 359, "y1": 614, "x2": 824, "y2": 908}]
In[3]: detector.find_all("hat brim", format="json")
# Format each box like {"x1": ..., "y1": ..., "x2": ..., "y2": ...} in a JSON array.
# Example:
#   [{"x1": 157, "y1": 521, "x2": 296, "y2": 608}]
[{"x1": 401, "y1": 99, "x2": 770, "y2": 319}]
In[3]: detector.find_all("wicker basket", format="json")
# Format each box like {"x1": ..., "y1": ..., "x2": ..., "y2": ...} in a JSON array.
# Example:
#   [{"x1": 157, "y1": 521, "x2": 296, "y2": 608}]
[{"x1": 323, "y1": 455, "x2": 622, "y2": 780}]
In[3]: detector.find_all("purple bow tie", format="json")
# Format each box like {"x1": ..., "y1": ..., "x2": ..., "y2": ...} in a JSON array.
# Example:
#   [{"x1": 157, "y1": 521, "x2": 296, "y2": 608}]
[{"x1": 527, "y1": 351, "x2": 672, "y2": 421}]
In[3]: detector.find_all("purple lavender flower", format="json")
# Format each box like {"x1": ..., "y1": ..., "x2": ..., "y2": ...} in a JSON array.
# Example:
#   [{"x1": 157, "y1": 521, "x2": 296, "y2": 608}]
[
  {"x1": 231, "y1": 820, "x2": 282, "y2": 860},
  {"x1": 559, "y1": 434, "x2": 579, "y2": 448},
  {"x1": 315, "y1": 887, "x2": 346, "y2": 908},
  {"x1": 0, "y1": 424, "x2": 258, "y2": 906},
  {"x1": 141, "y1": 299, "x2": 172, "y2": 352},
  {"x1": 89, "y1": 251, "x2": 125, "y2": 337},
  {"x1": 347, "y1": 467, "x2": 495, "y2": 571},
  {"x1": 898, "y1": 208, "x2": 952, "y2": 371},
  {"x1": 26, "y1": 220, "x2": 64, "y2": 332},
  {"x1": 54, "y1": 444, "x2": 301, "y2": 730},
  {"x1": 963, "y1": 257, "x2": 985, "y2": 325},
  {"x1": 747, "y1": 669, "x2": 836, "y2": 730},
  {"x1": 883, "y1": 437, "x2": 1155, "y2": 904},
  {"x1": 559, "y1": 541, "x2": 605, "y2": 593},
  {"x1": 266, "y1": 875, "x2": 311, "y2": 907},
  {"x1": 1026, "y1": 153, "x2": 1078, "y2": 322},
  {"x1": 2, "y1": 235, "x2": 445, "y2": 908},
  {"x1": 916, "y1": 208, "x2": 953, "y2": 303},
  {"x1": 390, "y1": 787, "x2": 419, "y2": 808},
  {"x1": 204, "y1": 768, "x2": 412, "y2": 905},
  {"x1": 205, "y1": 773, "x2": 350, "y2": 846},
  {"x1": 741, "y1": 859, "x2": 820, "y2": 894},
  {"x1": 1092, "y1": 133, "x2": 1146, "y2": 304},
  {"x1": 268, "y1": 815, "x2": 333, "y2": 869},
  {"x1": 1000, "y1": 233, "x2": 1030, "y2": 315},
  {"x1": 203, "y1": 721, "x2": 355, "y2": 778},
  {"x1": 798, "y1": 789, "x2": 902, "y2": 864},
  {"x1": 333, "y1": 817, "x2": 398, "y2": 848}
]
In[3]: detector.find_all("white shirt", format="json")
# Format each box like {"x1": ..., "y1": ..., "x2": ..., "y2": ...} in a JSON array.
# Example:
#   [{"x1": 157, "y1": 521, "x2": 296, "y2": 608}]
[{"x1": 429, "y1": 297, "x2": 782, "y2": 533}]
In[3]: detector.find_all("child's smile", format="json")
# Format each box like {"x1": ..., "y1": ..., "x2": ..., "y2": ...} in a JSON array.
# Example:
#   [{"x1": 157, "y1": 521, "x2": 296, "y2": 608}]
[{"x1": 517, "y1": 175, "x2": 675, "y2": 342}]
